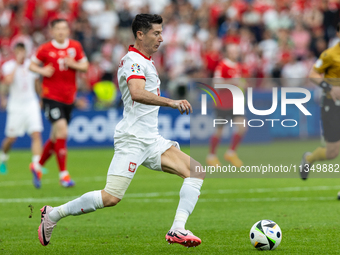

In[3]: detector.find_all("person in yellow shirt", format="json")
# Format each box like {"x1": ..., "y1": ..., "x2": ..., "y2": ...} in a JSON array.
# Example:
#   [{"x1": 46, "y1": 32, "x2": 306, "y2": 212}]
[{"x1": 300, "y1": 23, "x2": 340, "y2": 182}]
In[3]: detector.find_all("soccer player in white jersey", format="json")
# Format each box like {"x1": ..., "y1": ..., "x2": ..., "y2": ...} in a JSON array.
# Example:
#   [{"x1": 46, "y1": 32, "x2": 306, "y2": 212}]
[
  {"x1": 37, "y1": 14, "x2": 205, "y2": 248},
  {"x1": 0, "y1": 43, "x2": 43, "y2": 176}
]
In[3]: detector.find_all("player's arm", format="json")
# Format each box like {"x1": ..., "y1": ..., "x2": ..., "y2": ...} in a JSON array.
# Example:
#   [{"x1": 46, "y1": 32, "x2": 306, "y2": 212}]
[
  {"x1": 128, "y1": 78, "x2": 192, "y2": 114},
  {"x1": 29, "y1": 47, "x2": 55, "y2": 77},
  {"x1": 310, "y1": 51, "x2": 332, "y2": 91},
  {"x1": 310, "y1": 53, "x2": 340, "y2": 101},
  {"x1": 309, "y1": 67, "x2": 324, "y2": 85},
  {"x1": 2, "y1": 66, "x2": 17, "y2": 86},
  {"x1": 29, "y1": 61, "x2": 55, "y2": 77},
  {"x1": 64, "y1": 57, "x2": 89, "y2": 72},
  {"x1": 65, "y1": 42, "x2": 89, "y2": 72}
]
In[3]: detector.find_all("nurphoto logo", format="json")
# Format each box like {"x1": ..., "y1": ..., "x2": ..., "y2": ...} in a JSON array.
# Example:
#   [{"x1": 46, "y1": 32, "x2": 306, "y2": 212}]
[{"x1": 200, "y1": 84, "x2": 312, "y2": 128}]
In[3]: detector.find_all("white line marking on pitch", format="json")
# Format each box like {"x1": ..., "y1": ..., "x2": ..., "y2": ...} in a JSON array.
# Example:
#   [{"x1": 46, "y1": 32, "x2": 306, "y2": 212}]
[
  {"x1": 0, "y1": 196, "x2": 336, "y2": 204},
  {"x1": 1, "y1": 183, "x2": 340, "y2": 202},
  {"x1": 0, "y1": 175, "x2": 170, "y2": 187}
]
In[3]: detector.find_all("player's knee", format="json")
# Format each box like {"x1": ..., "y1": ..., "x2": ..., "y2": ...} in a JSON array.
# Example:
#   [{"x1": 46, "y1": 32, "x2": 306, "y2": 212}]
[
  {"x1": 238, "y1": 124, "x2": 247, "y2": 134},
  {"x1": 190, "y1": 160, "x2": 206, "y2": 179},
  {"x1": 195, "y1": 163, "x2": 206, "y2": 179},
  {"x1": 31, "y1": 132, "x2": 41, "y2": 140},
  {"x1": 54, "y1": 120, "x2": 68, "y2": 139},
  {"x1": 215, "y1": 127, "x2": 223, "y2": 138},
  {"x1": 103, "y1": 193, "x2": 121, "y2": 207},
  {"x1": 327, "y1": 149, "x2": 339, "y2": 160},
  {"x1": 55, "y1": 128, "x2": 68, "y2": 139},
  {"x1": 7, "y1": 137, "x2": 17, "y2": 144}
]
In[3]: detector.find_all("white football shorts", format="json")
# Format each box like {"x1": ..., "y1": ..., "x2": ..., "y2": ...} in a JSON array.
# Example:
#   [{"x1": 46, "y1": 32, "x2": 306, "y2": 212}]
[
  {"x1": 107, "y1": 135, "x2": 180, "y2": 178},
  {"x1": 5, "y1": 102, "x2": 43, "y2": 137}
]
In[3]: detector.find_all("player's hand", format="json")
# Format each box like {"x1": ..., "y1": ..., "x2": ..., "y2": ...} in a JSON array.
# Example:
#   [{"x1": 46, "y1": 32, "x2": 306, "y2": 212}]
[
  {"x1": 41, "y1": 64, "x2": 55, "y2": 77},
  {"x1": 330, "y1": 86, "x2": 340, "y2": 102},
  {"x1": 170, "y1": 99, "x2": 193, "y2": 115},
  {"x1": 64, "y1": 56, "x2": 76, "y2": 69}
]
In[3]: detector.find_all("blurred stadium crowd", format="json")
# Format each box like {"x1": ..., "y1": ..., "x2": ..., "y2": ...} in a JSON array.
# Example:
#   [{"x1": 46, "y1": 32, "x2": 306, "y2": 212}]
[{"x1": 0, "y1": 0, "x2": 339, "y2": 108}]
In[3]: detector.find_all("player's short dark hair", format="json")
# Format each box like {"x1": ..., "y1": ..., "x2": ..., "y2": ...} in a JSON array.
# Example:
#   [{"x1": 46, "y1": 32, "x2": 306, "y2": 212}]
[
  {"x1": 50, "y1": 18, "x2": 68, "y2": 28},
  {"x1": 337, "y1": 22, "x2": 340, "y2": 32},
  {"x1": 131, "y1": 14, "x2": 163, "y2": 38},
  {"x1": 14, "y1": 42, "x2": 25, "y2": 50}
]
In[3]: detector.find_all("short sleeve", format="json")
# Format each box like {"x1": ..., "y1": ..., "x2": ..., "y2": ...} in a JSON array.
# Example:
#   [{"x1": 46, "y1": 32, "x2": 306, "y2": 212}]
[
  {"x1": 124, "y1": 56, "x2": 146, "y2": 83},
  {"x1": 313, "y1": 51, "x2": 332, "y2": 74},
  {"x1": 75, "y1": 42, "x2": 88, "y2": 62},
  {"x1": 1, "y1": 61, "x2": 15, "y2": 76},
  {"x1": 31, "y1": 45, "x2": 45, "y2": 64}
]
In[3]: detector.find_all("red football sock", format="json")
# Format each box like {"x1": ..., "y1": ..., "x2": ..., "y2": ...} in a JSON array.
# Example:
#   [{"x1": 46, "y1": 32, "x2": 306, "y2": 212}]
[
  {"x1": 39, "y1": 139, "x2": 55, "y2": 166},
  {"x1": 230, "y1": 133, "x2": 243, "y2": 151},
  {"x1": 54, "y1": 139, "x2": 67, "y2": 172},
  {"x1": 210, "y1": 135, "x2": 220, "y2": 154}
]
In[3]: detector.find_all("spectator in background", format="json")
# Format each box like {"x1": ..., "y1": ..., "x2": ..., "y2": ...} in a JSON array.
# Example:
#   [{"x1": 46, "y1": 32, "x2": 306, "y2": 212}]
[
  {"x1": 81, "y1": 52, "x2": 104, "y2": 91},
  {"x1": 202, "y1": 37, "x2": 222, "y2": 78},
  {"x1": 100, "y1": 40, "x2": 115, "y2": 82},
  {"x1": 10, "y1": 24, "x2": 34, "y2": 56},
  {"x1": 0, "y1": 1, "x2": 14, "y2": 27},
  {"x1": 74, "y1": 19, "x2": 99, "y2": 59},
  {"x1": 303, "y1": 2, "x2": 323, "y2": 29},
  {"x1": 310, "y1": 27, "x2": 327, "y2": 57},
  {"x1": 322, "y1": 0, "x2": 340, "y2": 41},
  {"x1": 88, "y1": 2, "x2": 119, "y2": 43},
  {"x1": 0, "y1": 26, "x2": 13, "y2": 50},
  {"x1": 281, "y1": 55, "x2": 309, "y2": 87},
  {"x1": 116, "y1": 2, "x2": 134, "y2": 44},
  {"x1": 290, "y1": 21, "x2": 311, "y2": 59},
  {"x1": 82, "y1": 0, "x2": 105, "y2": 15},
  {"x1": 258, "y1": 29, "x2": 278, "y2": 75},
  {"x1": 241, "y1": 4, "x2": 262, "y2": 41}
]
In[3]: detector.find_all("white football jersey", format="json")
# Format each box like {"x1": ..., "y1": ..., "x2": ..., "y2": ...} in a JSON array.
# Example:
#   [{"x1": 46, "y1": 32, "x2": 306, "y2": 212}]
[
  {"x1": 115, "y1": 45, "x2": 161, "y2": 140},
  {"x1": 2, "y1": 59, "x2": 39, "y2": 111}
]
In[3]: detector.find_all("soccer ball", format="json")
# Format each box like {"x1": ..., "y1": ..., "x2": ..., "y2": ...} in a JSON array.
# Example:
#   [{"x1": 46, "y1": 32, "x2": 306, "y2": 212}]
[{"x1": 249, "y1": 220, "x2": 282, "y2": 250}]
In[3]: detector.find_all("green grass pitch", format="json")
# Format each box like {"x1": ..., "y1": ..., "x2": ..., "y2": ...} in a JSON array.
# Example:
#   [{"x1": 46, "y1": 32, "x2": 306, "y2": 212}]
[{"x1": 1, "y1": 139, "x2": 340, "y2": 254}]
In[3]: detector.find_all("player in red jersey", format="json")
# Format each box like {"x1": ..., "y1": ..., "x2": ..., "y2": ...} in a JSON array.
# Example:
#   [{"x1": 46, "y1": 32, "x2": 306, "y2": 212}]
[
  {"x1": 29, "y1": 18, "x2": 89, "y2": 188},
  {"x1": 206, "y1": 44, "x2": 248, "y2": 168}
]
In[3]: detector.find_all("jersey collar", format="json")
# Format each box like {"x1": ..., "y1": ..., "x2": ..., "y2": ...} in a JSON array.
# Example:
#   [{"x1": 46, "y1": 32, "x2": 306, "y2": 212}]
[
  {"x1": 51, "y1": 38, "x2": 70, "y2": 49},
  {"x1": 223, "y1": 58, "x2": 237, "y2": 67},
  {"x1": 128, "y1": 45, "x2": 152, "y2": 60}
]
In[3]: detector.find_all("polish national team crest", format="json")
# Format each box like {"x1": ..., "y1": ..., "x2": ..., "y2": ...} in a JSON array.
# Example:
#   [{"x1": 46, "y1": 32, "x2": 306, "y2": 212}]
[
  {"x1": 131, "y1": 63, "x2": 141, "y2": 74},
  {"x1": 128, "y1": 162, "x2": 137, "y2": 172}
]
